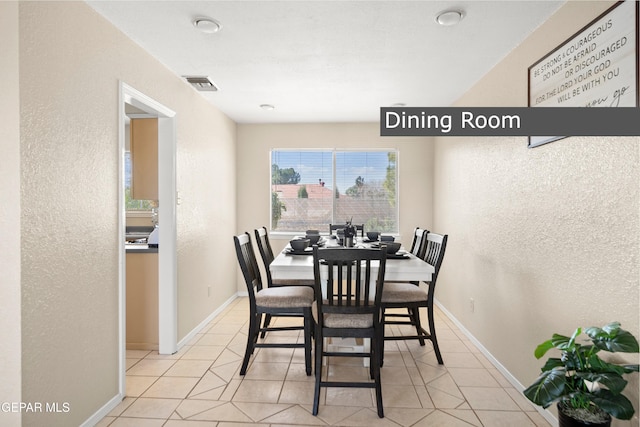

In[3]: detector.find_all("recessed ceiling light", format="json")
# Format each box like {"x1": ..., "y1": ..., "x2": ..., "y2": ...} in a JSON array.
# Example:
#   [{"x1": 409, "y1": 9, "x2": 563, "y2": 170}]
[
  {"x1": 260, "y1": 104, "x2": 275, "y2": 110},
  {"x1": 436, "y1": 10, "x2": 463, "y2": 26},
  {"x1": 391, "y1": 103, "x2": 406, "y2": 107},
  {"x1": 193, "y1": 17, "x2": 222, "y2": 34}
]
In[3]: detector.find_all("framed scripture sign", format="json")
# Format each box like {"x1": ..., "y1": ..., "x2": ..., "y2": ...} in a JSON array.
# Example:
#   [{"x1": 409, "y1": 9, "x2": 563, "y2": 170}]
[{"x1": 528, "y1": 0, "x2": 638, "y2": 147}]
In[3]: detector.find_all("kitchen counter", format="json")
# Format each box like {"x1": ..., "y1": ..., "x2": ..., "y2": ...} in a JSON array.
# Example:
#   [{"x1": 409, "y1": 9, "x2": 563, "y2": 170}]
[{"x1": 125, "y1": 225, "x2": 156, "y2": 252}]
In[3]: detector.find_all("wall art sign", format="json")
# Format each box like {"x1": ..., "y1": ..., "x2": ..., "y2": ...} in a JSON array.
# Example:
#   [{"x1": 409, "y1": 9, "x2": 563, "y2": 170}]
[{"x1": 528, "y1": 0, "x2": 638, "y2": 147}]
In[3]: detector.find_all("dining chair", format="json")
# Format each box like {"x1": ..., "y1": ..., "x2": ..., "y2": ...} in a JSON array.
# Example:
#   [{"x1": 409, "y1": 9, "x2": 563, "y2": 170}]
[
  {"x1": 408, "y1": 227, "x2": 429, "y2": 259},
  {"x1": 255, "y1": 226, "x2": 315, "y2": 289},
  {"x1": 234, "y1": 232, "x2": 314, "y2": 375},
  {"x1": 381, "y1": 227, "x2": 428, "y2": 339},
  {"x1": 311, "y1": 246, "x2": 387, "y2": 418},
  {"x1": 380, "y1": 232, "x2": 448, "y2": 366},
  {"x1": 254, "y1": 226, "x2": 316, "y2": 337},
  {"x1": 384, "y1": 228, "x2": 427, "y2": 286},
  {"x1": 329, "y1": 223, "x2": 364, "y2": 237}
]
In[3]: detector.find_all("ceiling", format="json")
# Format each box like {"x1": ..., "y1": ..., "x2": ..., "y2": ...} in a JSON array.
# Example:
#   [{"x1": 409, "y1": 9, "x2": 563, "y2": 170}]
[{"x1": 88, "y1": 1, "x2": 565, "y2": 124}]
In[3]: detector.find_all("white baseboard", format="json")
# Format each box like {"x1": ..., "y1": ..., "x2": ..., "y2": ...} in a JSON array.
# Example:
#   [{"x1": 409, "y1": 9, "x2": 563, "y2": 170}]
[
  {"x1": 83, "y1": 292, "x2": 240, "y2": 427},
  {"x1": 434, "y1": 299, "x2": 558, "y2": 427},
  {"x1": 79, "y1": 392, "x2": 124, "y2": 427},
  {"x1": 177, "y1": 293, "x2": 240, "y2": 349}
]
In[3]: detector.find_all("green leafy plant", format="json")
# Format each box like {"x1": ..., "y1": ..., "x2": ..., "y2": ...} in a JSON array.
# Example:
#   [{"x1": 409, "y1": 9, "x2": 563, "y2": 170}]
[
  {"x1": 523, "y1": 322, "x2": 639, "y2": 422},
  {"x1": 271, "y1": 192, "x2": 286, "y2": 229},
  {"x1": 297, "y1": 185, "x2": 308, "y2": 198}
]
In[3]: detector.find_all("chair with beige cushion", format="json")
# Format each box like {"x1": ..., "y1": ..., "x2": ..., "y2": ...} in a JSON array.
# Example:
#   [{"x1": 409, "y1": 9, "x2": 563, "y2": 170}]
[
  {"x1": 382, "y1": 227, "x2": 428, "y2": 341},
  {"x1": 311, "y1": 246, "x2": 387, "y2": 418},
  {"x1": 380, "y1": 232, "x2": 447, "y2": 366},
  {"x1": 254, "y1": 226, "x2": 315, "y2": 337},
  {"x1": 234, "y1": 232, "x2": 314, "y2": 375}
]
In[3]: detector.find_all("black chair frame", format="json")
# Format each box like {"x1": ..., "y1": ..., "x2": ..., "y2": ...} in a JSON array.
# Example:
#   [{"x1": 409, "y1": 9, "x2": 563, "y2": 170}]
[
  {"x1": 234, "y1": 232, "x2": 313, "y2": 375},
  {"x1": 408, "y1": 227, "x2": 429, "y2": 259},
  {"x1": 254, "y1": 226, "x2": 315, "y2": 337},
  {"x1": 381, "y1": 232, "x2": 447, "y2": 365},
  {"x1": 312, "y1": 246, "x2": 387, "y2": 418}
]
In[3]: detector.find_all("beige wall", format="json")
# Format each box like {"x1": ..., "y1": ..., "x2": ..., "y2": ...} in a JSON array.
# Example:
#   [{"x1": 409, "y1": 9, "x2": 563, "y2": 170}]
[
  {"x1": 236, "y1": 123, "x2": 433, "y2": 289},
  {"x1": 434, "y1": 1, "x2": 639, "y2": 425},
  {"x1": 18, "y1": 2, "x2": 236, "y2": 426},
  {"x1": 0, "y1": 2, "x2": 22, "y2": 426}
]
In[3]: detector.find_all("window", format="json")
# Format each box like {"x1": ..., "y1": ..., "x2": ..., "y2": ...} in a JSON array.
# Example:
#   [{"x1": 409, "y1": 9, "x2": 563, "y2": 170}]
[
  {"x1": 271, "y1": 149, "x2": 398, "y2": 233},
  {"x1": 125, "y1": 151, "x2": 155, "y2": 211}
]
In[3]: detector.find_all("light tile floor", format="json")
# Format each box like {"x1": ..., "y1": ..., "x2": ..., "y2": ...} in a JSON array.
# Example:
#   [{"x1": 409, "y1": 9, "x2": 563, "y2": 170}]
[{"x1": 97, "y1": 297, "x2": 551, "y2": 427}]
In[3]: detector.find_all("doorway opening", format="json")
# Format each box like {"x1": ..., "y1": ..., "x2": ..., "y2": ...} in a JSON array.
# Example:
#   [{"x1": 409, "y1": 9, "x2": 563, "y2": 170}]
[{"x1": 118, "y1": 82, "x2": 177, "y2": 397}]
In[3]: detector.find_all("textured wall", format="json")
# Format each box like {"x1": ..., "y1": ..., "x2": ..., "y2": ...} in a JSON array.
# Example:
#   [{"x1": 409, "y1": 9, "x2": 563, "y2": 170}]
[
  {"x1": 0, "y1": 3, "x2": 22, "y2": 426},
  {"x1": 19, "y1": 2, "x2": 237, "y2": 425},
  {"x1": 433, "y1": 2, "x2": 639, "y2": 426},
  {"x1": 175, "y1": 88, "x2": 237, "y2": 340},
  {"x1": 20, "y1": 4, "x2": 120, "y2": 425},
  {"x1": 236, "y1": 123, "x2": 433, "y2": 290}
]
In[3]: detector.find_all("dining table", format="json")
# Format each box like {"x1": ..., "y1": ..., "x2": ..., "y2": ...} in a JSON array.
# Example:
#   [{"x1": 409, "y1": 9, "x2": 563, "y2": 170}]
[
  {"x1": 269, "y1": 236, "x2": 434, "y2": 366},
  {"x1": 270, "y1": 236, "x2": 434, "y2": 284}
]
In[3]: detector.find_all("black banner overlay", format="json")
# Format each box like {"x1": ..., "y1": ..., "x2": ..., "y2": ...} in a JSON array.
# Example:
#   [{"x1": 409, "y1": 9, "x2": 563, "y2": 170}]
[{"x1": 380, "y1": 107, "x2": 640, "y2": 137}]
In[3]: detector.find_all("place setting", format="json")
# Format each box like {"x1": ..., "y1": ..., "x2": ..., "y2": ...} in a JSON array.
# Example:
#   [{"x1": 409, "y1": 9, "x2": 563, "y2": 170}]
[{"x1": 284, "y1": 233, "x2": 327, "y2": 255}]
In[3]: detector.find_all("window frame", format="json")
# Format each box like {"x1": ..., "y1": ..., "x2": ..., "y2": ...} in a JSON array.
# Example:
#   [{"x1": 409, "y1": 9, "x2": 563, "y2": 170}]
[{"x1": 269, "y1": 148, "x2": 399, "y2": 236}]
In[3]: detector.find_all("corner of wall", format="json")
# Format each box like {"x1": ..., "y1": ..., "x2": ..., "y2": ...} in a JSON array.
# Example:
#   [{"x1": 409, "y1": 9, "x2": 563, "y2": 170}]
[{"x1": 0, "y1": 3, "x2": 22, "y2": 426}]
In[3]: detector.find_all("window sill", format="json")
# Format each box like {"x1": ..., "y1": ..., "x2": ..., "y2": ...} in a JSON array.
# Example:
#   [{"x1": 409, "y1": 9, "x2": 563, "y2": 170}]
[{"x1": 126, "y1": 210, "x2": 153, "y2": 218}]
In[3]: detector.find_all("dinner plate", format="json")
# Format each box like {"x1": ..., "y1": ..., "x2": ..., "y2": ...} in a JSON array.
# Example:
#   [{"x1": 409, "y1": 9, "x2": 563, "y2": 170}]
[
  {"x1": 301, "y1": 237, "x2": 327, "y2": 245},
  {"x1": 284, "y1": 247, "x2": 313, "y2": 255}
]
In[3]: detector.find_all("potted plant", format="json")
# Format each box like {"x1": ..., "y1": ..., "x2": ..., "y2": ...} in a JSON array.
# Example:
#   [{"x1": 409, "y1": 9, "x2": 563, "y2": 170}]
[{"x1": 524, "y1": 322, "x2": 639, "y2": 427}]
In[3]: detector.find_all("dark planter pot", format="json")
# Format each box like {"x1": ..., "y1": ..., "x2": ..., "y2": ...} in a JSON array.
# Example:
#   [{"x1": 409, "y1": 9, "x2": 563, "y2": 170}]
[{"x1": 557, "y1": 403, "x2": 612, "y2": 427}]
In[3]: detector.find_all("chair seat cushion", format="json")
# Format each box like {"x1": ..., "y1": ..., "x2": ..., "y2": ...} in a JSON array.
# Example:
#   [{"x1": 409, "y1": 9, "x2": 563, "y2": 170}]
[
  {"x1": 312, "y1": 302, "x2": 374, "y2": 329},
  {"x1": 256, "y1": 286, "x2": 314, "y2": 308},
  {"x1": 382, "y1": 282, "x2": 428, "y2": 303}
]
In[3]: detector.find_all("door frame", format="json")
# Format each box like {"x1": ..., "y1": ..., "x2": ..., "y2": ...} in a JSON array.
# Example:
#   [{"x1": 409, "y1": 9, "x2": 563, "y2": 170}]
[{"x1": 118, "y1": 82, "x2": 177, "y2": 396}]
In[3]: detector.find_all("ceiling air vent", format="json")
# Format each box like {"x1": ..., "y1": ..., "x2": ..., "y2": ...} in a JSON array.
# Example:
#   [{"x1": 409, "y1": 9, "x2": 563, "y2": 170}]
[{"x1": 183, "y1": 76, "x2": 218, "y2": 92}]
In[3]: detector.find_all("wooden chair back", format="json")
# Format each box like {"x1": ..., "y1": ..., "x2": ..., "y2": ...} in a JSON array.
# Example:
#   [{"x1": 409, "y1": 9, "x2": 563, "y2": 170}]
[
  {"x1": 234, "y1": 232, "x2": 264, "y2": 304},
  {"x1": 313, "y1": 247, "x2": 387, "y2": 325},
  {"x1": 423, "y1": 232, "x2": 448, "y2": 281},
  {"x1": 254, "y1": 226, "x2": 276, "y2": 285},
  {"x1": 409, "y1": 228, "x2": 429, "y2": 258},
  {"x1": 329, "y1": 223, "x2": 364, "y2": 237}
]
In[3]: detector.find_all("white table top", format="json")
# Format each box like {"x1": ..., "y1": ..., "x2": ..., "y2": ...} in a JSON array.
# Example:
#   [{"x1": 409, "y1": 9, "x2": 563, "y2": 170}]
[{"x1": 270, "y1": 238, "x2": 434, "y2": 283}]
